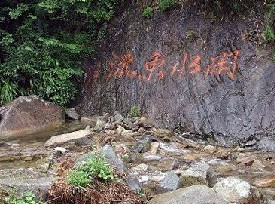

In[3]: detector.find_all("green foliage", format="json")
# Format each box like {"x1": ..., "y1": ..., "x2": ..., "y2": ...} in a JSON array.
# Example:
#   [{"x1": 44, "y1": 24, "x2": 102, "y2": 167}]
[
  {"x1": 0, "y1": 0, "x2": 121, "y2": 106},
  {"x1": 8, "y1": 191, "x2": 44, "y2": 204},
  {"x1": 264, "y1": 2, "x2": 275, "y2": 41},
  {"x1": 142, "y1": 7, "x2": 154, "y2": 18},
  {"x1": 201, "y1": 0, "x2": 258, "y2": 16},
  {"x1": 67, "y1": 155, "x2": 114, "y2": 188},
  {"x1": 263, "y1": 25, "x2": 275, "y2": 41},
  {"x1": 129, "y1": 105, "x2": 141, "y2": 117},
  {"x1": 67, "y1": 170, "x2": 90, "y2": 188},
  {"x1": 159, "y1": 0, "x2": 176, "y2": 11}
]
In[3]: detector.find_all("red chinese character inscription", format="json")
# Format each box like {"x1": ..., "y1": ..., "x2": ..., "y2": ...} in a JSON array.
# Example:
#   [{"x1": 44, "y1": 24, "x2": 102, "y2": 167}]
[{"x1": 88, "y1": 49, "x2": 241, "y2": 82}]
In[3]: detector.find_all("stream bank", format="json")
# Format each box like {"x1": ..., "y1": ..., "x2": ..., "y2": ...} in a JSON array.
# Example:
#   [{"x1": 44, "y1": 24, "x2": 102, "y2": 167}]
[{"x1": 0, "y1": 112, "x2": 275, "y2": 203}]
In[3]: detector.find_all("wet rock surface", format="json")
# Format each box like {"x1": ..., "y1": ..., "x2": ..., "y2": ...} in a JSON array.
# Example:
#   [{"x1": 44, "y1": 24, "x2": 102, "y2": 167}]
[{"x1": 0, "y1": 113, "x2": 275, "y2": 203}]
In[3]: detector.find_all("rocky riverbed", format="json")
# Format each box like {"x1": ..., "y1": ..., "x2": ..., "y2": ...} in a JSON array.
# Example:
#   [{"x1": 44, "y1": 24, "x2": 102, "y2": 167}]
[{"x1": 0, "y1": 112, "x2": 275, "y2": 203}]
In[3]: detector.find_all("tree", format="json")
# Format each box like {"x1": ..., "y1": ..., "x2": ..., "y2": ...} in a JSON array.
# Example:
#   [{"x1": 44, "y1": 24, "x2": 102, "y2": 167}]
[{"x1": 0, "y1": 0, "x2": 121, "y2": 106}]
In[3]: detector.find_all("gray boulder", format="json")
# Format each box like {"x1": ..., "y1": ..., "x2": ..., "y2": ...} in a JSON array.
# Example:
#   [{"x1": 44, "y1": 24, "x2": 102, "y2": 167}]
[
  {"x1": 148, "y1": 185, "x2": 227, "y2": 204},
  {"x1": 213, "y1": 176, "x2": 261, "y2": 204},
  {"x1": 65, "y1": 108, "x2": 80, "y2": 120},
  {"x1": 101, "y1": 144, "x2": 125, "y2": 172},
  {"x1": 0, "y1": 96, "x2": 64, "y2": 139},
  {"x1": 0, "y1": 176, "x2": 53, "y2": 200},
  {"x1": 94, "y1": 117, "x2": 106, "y2": 131},
  {"x1": 157, "y1": 171, "x2": 180, "y2": 193},
  {"x1": 114, "y1": 111, "x2": 124, "y2": 122},
  {"x1": 126, "y1": 177, "x2": 142, "y2": 193},
  {"x1": 180, "y1": 161, "x2": 217, "y2": 188},
  {"x1": 44, "y1": 129, "x2": 92, "y2": 147}
]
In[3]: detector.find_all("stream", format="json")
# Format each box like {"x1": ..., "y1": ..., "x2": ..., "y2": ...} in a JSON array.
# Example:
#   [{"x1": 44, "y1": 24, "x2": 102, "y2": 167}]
[{"x1": 0, "y1": 119, "x2": 275, "y2": 203}]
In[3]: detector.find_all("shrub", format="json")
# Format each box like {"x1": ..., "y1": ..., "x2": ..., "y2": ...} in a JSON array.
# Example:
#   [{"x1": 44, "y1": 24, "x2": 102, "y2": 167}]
[
  {"x1": 67, "y1": 155, "x2": 114, "y2": 188},
  {"x1": 129, "y1": 105, "x2": 141, "y2": 118},
  {"x1": 159, "y1": 0, "x2": 176, "y2": 11},
  {"x1": 142, "y1": 7, "x2": 154, "y2": 18},
  {"x1": 264, "y1": 2, "x2": 275, "y2": 41},
  {"x1": 8, "y1": 191, "x2": 44, "y2": 204},
  {"x1": 0, "y1": 0, "x2": 122, "y2": 106},
  {"x1": 48, "y1": 155, "x2": 145, "y2": 203},
  {"x1": 67, "y1": 170, "x2": 90, "y2": 188},
  {"x1": 263, "y1": 25, "x2": 275, "y2": 41}
]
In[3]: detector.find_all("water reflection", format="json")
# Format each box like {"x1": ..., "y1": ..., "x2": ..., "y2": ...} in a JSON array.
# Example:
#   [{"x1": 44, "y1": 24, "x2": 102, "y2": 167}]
[{"x1": 1, "y1": 120, "x2": 86, "y2": 144}]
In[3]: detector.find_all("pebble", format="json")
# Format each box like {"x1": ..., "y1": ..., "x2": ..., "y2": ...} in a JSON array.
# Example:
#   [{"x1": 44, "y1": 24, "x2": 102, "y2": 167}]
[
  {"x1": 253, "y1": 178, "x2": 275, "y2": 187},
  {"x1": 53, "y1": 147, "x2": 67, "y2": 154},
  {"x1": 142, "y1": 153, "x2": 162, "y2": 161},
  {"x1": 150, "y1": 142, "x2": 159, "y2": 155},
  {"x1": 159, "y1": 142, "x2": 182, "y2": 153},
  {"x1": 130, "y1": 163, "x2": 149, "y2": 173},
  {"x1": 139, "y1": 175, "x2": 149, "y2": 183}
]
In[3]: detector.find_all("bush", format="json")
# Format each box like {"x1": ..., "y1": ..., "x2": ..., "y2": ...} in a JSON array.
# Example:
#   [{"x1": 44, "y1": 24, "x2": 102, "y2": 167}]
[
  {"x1": 67, "y1": 155, "x2": 114, "y2": 188},
  {"x1": 47, "y1": 155, "x2": 145, "y2": 203},
  {"x1": 142, "y1": 7, "x2": 154, "y2": 18},
  {"x1": 129, "y1": 105, "x2": 141, "y2": 117},
  {"x1": 263, "y1": 25, "x2": 275, "y2": 41},
  {"x1": 67, "y1": 170, "x2": 90, "y2": 188},
  {"x1": 0, "y1": 0, "x2": 122, "y2": 106},
  {"x1": 8, "y1": 191, "x2": 44, "y2": 204},
  {"x1": 159, "y1": 0, "x2": 176, "y2": 11},
  {"x1": 264, "y1": 2, "x2": 275, "y2": 41},
  {"x1": 0, "y1": 37, "x2": 84, "y2": 106}
]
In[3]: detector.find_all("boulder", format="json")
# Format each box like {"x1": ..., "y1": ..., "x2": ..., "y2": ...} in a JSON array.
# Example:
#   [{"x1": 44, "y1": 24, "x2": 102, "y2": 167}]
[
  {"x1": 213, "y1": 176, "x2": 261, "y2": 204},
  {"x1": 0, "y1": 176, "x2": 53, "y2": 200},
  {"x1": 157, "y1": 171, "x2": 180, "y2": 193},
  {"x1": 153, "y1": 129, "x2": 174, "y2": 139},
  {"x1": 150, "y1": 142, "x2": 160, "y2": 154},
  {"x1": 44, "y1": 129, "x2": 91, "y2": 147},
  {"x1": 150, "y1": 157, "x2": 177, "y2": 171},
  {"x1": 180, "y1": 161, "x2": 217, "y2": 188},
  {"x1": 114, "y1": 111, "x2": 124, "y2": 122},
  {"x1": 130, "y1": 163, "x2": 149, "y2": 174},
  {"x1": 101, "y1": 144, "x2": 125, "y2": 172},
  {"x1": 126, "y1": 177, "x2": 142, "y2": 193},
  {"x1": 253, "y1": 178, "x2": 275, "y2": 188},
  {"x1": 148, "y1": 185, "x2": 227, "y2": 204},
  {"x1": 80, "y1": 116, "x2": 97, "y2": 127},
  {"x1": 65, "y1": 108, "x2": 80, "y2": 120},
  {"x1": 93, "y1": 117, "x2": 106, "y2": 131},
  {"x1": 0, "y1": 96, "x2": 64, "y2": 139}
]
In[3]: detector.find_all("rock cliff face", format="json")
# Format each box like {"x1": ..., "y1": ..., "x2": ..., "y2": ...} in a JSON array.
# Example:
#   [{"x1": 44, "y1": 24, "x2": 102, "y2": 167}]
[{"x1": 81, "y1": 2, "x2": 275, "y2": 150}]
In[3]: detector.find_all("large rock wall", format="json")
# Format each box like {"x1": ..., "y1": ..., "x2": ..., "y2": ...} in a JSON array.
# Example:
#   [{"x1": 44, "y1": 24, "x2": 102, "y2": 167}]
[{"x1": 81, "y1": 2, "x2": 275, "y2": 149}]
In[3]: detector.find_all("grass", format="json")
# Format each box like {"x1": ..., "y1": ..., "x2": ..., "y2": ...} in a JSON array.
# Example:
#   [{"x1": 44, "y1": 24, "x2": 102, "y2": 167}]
[
  {"x1": 159, "y1": 0, "x2": 176, "y2": 11},
  {"x1": 7, "y1": 191, "x2": 44, "y2": 204},
  {"x1": 67, "y1": 154, "x2": 114, "y2": 188},
  {"x1": 47, "y1": 156, "x2": 145, "y2": 203},
  {"x1": 142, "y1": 7, "x2": 154, "y2": 18},
  {"x1": 129, "y1": 105, "x2": 141, "y2": 118}
]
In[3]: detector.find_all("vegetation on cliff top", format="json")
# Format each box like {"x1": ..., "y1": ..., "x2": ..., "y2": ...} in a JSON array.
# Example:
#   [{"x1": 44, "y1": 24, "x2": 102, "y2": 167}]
[
  {"x1": 0, "y1": 0, "x2": 274, "y2": 107},
  {"x1": 0, "y1": 0, "x2": 122, "y2": 106}
]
